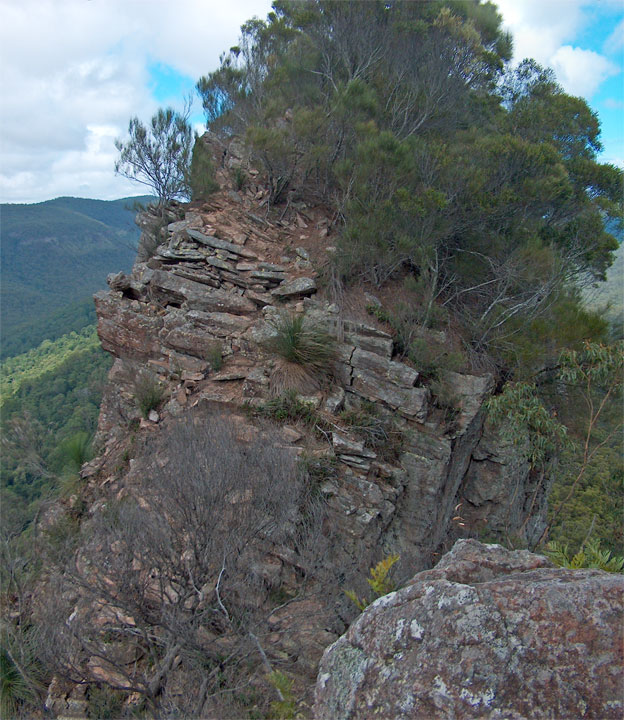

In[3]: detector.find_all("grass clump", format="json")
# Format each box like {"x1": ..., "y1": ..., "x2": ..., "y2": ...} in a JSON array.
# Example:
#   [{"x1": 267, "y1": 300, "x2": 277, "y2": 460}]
[
  {"x1": 232, "y1": 167, "x2": 247, "y2": 191},
  {"x1": 206, "y1": 341, "x2": 223, "y2": 372},
  {"x1": 265, "y1": 312, "x2": 336, "y2": 395},
  {"x1": 265, "y1": 312, "x2": 335, "y2": 373},
  {"x1": 59, "y1": 431, "x2": 93, "y2": 473},
  {"x1": 134, "y1": 372, "x2": 165, "y2": 419},
  {"x1": 255, "y1": 391, "x2": 320, "y2": 426}
]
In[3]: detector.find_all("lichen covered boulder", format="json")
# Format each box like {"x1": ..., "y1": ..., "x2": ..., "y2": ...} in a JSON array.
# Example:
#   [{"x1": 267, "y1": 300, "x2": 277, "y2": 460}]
[{"x1": 314, "y1": 539, "x2": 623, "y2": 719}]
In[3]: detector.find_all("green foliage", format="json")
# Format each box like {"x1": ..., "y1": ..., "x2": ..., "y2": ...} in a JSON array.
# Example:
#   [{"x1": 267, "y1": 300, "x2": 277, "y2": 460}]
[
  {"x1": 1, "y1": 325, "x2": 101, "y2": 404},
  {"x1": 0, "y1": 639, "x2": 44, "y2": 719},
  {"x1": 486, "y1": 382, "x2": 570, "y2": 468},
  {"x1": 1, "y1": 343, "x2": 111, "y2": 507},
  {"x1": 408, "y1": 338, "x2": 463, "y2": 381},
  {"x1": 87, "y1": 686, "x2": 126, "y2": 719},
  {"x1": 133, "y1": 372, "x2": 166, "y2": 419},
  {"x1": 541, "y1": 342, "x2": 623, "y2": 551},
  {"x1": 558, "y1": 341, "x2": 623, "y2": 389},
  {"x1": 430, "y1": 379, "x2": 461, "y2": 429},
  {"x1": 494, "y1": 290, "x2": 609, "y2": 376},
  {"x1": 233, "y1": 167, "x2": 247, "y2": 191},
  {"x1": 487, "y1": 342, "x2": 622, "y2": 552},
  {"x1": 1, "y1": 298, "x2": 97, "y2": 362},
  {"x1": 345, "y1": 554, "x2": 400, "y2": 612},
  {"x1": 267, "y1": 671, "x2": 298, "y2": 719},
  {"x1": 298, "y1": 454, "x2": 338, "y2": 492},
  {"x1": 545, "y1": 539, "x2": 624, "y2": 573},
  {"x1": 547, "y1": 445, "x2": 623, "y2": 556},
  {"x1": 59, "y1": 431, "x2": 93, "y2": 474},
  {"x1": 115, "y1": 106, "x2": 193, "y2": 207},
  {"x1": 264, "y1": 312, "x2": 335, "y2": 374},
  {"x1": 189, "y1": 135, "x2": 219, "y2": 200},
  {"x1": 254, "y1": 390, "x2": 320, "y2": 427},
  {"x1": 0, "y1": 197, "x2": 142, "y2": 343},
  {"x1": 197, "y1": 3, "x2": 621, "y2": 361},
  {"x1": 206, "y1": 341, "x2": 223, "y2": 372}
]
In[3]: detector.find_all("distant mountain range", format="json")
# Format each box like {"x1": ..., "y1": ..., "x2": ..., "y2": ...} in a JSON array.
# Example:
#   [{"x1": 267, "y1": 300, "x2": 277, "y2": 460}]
[{"x1": 0, "y1": 195, "x2": 153, "y2": 357}]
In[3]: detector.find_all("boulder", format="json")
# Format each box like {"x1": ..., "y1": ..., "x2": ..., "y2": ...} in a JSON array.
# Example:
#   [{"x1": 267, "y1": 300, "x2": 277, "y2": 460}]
[{"x1": 314, "y1": 539, "x2": 624, "y2": 720}]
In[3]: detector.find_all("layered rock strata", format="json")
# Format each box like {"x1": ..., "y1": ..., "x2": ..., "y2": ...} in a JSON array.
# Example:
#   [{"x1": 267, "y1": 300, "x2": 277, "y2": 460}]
[{"x1": 95, "y1": 191, "x2": 544, "y2": 571}]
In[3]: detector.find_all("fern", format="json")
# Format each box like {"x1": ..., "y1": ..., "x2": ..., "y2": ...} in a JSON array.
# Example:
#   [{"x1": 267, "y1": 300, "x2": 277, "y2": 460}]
[
  {"x1": 546, "y1": 540, "x2": 624, "y2": 573},
  {"x1": 267, "y1": 670, "x2": 298, "y2": 719},
  {"x1": 367, "y1": 553, "x2": 400, "y2": 596},
  {"x1": 346, "y1": 554, "x2": 400, "y2": 611}
]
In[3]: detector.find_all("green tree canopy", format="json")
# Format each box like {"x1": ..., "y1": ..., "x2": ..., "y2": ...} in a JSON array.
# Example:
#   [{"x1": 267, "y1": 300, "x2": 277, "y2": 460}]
[
  {"x1": 196, "y1": 1, "x2": 622, "y2": 365},
  {"x1": 115, "y1": 106, "x2": 193, "y2": 207}
]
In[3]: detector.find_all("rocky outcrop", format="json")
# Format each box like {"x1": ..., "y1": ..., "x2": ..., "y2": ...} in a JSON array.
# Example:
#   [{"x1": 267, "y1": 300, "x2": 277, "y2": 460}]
[
  {"x1": 92, "y1": 187, "x2": 546, "y2": 571},
  {"x1": 314, "y1": 539, "x2": 624, "y2": 720},
  {"x1": 42, "y1": 161, "x2": 581, "y2": 717}
]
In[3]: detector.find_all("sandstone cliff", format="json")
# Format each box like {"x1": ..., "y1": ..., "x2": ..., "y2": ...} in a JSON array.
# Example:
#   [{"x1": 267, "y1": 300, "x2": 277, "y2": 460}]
[{"x1": 44, "y1": 147, "x2": 558, "y2": 716}]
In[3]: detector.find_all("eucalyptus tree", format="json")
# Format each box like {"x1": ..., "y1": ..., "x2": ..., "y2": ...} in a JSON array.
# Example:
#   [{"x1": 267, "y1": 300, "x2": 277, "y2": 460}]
[{"x1": 115, "y1": 104, "x2": 193, "y2": 209}]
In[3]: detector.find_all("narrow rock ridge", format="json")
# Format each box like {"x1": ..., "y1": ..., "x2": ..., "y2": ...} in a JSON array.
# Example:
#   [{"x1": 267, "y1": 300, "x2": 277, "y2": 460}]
[
  {"x1": 43, "y1": 184, "x2": 553, "y2": 715},
  {"x1": 94, "y1": 186, "x2": 547, "y2": 572}
]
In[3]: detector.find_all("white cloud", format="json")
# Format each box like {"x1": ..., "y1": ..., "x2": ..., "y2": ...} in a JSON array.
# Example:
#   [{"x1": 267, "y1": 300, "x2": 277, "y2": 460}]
[
  {"x1": 604, "y1": 97, "x2": 624, "y2": 109},
  {"x1": 0, "y1": 0, "x2": 273, "y2": 203},
  {"x1": 604, "y1": 18, "x2": 624, "y2": 54},
  {"x1": 551, "y1": 45, "x2": 620, "y2": 97},
  {"x1": 495, "y1": 0, "x2": 586, "y2": 65},
  {"x1": 496, "y1": 0, "x2": 622, "y2": 101}
]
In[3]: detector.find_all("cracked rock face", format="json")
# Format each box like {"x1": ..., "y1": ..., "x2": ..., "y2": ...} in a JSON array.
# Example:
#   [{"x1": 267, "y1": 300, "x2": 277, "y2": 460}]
[{"x1": 314, "y1": 539, "x2": 624, "y2": 720}]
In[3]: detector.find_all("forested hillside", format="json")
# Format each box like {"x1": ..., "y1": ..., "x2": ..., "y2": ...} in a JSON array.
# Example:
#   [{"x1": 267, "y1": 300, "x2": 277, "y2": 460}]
[
  {"x1": 0, "y1": 196, "x2": 151, "y2": 524},
  {"x1": 1, "y1": 339, "x2": 111, "y2": 511},
  {"x1": 0, "y1": 195, "x2": 151, "y2": 350}
]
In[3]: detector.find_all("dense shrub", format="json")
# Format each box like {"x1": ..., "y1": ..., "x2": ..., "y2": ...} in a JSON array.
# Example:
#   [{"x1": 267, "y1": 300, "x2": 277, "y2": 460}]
[
  {"x1": 189, "y1": 135, "x2": 219, "y2": 200},
  {"x1": 40, "y1": 412, "x2": 330, "y2": 717},
  {"x1": 133, "y1": 372, "x2": 165, "y2": 418}
]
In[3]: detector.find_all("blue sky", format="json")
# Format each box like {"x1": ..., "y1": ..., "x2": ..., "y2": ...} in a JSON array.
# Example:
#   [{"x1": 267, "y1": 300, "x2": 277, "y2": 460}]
[{"x1": 0, "y1": 0, "x2": 622, "y2": 203}]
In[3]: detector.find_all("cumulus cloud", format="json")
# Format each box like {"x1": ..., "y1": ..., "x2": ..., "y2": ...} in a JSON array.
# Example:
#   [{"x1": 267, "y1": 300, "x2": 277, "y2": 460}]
[
  {"x1": 496, "y1": 0, "x2": 622, "y2": 100},
  {"x1": 495, "y1": 0, "x2": 586, "y2": 65},
  {"x1": 0, "y1": 0, "x2": 273, "y2": 203},
  {"x1": 551, "y1": 46, "x2": 620, "y2": 97}
]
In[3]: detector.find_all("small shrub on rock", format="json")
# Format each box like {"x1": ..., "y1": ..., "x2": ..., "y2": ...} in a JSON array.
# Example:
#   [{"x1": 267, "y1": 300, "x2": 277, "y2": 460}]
[
  {"x1": 189, "y1": 136, "x2": 219, "y2": 200},
  {"x1": 206, "y1": 341, "x2": 223, "y2": 372},
  {"x1": 345, "y1": 554, "x2": 400, "y2": 612},
  {"x1": 256, "y1": 391, "x2": 320, "y2": 426},
  {"x1": 133, "y1": 372, "x2": 165, "y2": 418},
  {"x1": 340, "y1": 400, "x2": 405, "y2": 462}
]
